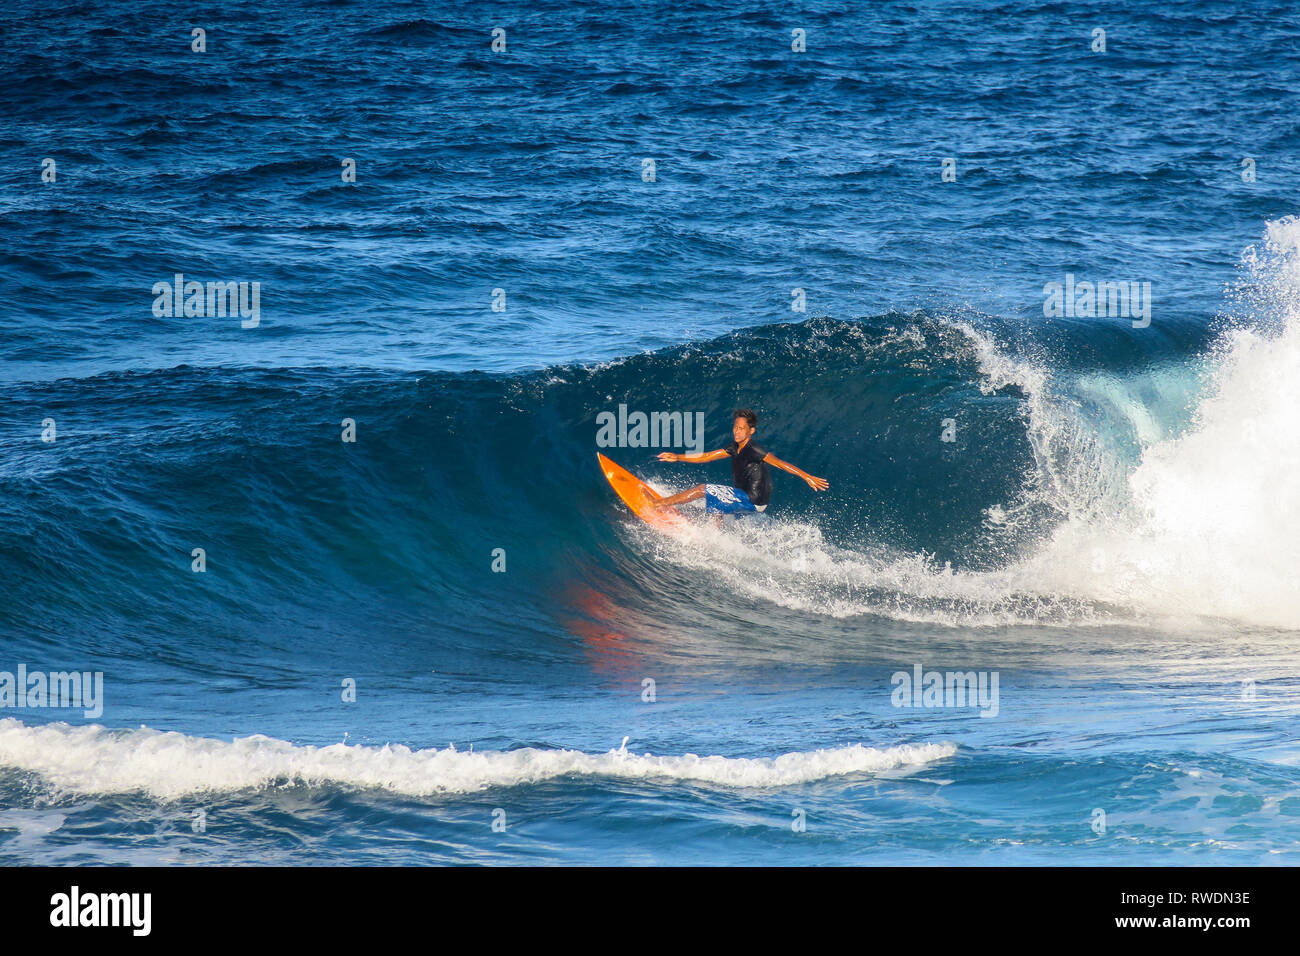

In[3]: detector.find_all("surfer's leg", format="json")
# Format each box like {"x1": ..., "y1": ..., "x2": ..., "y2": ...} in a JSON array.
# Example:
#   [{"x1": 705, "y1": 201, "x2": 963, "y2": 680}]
[{"x1": 654, "y1": 484, "x2": 706, "y2": 508}]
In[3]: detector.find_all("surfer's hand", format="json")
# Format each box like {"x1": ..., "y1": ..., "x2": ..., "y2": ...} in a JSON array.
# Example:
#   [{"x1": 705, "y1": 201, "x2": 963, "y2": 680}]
[
  {"x1": 656, "y1": 452, "x2": 680, "y2": 462},
  {"x1": 805, "y1": 474, "x2": 829, "y2": 491}
]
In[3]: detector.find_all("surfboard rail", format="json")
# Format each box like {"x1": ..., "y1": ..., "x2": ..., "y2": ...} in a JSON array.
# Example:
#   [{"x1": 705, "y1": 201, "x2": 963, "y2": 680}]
[{"x1": 597, "y1": 453, "x2": 686, "y2": 530}]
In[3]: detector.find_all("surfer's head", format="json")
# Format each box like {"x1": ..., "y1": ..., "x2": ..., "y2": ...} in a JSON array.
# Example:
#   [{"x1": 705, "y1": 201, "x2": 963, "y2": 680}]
[{"x1": 732, "y1": 408, "x2": 757, "y2": 443}]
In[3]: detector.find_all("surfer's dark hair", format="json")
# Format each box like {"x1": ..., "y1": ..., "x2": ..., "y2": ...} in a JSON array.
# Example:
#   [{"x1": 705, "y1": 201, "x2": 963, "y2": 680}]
[{"x1": 733, "y1": 408, "x2": 757, "y2": 428}]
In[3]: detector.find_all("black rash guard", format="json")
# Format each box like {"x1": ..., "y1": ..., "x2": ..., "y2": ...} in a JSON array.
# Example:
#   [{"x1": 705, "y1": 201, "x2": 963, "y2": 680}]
[{"x1": 725, "y1": 440, "x2": 773, "y2": 506}]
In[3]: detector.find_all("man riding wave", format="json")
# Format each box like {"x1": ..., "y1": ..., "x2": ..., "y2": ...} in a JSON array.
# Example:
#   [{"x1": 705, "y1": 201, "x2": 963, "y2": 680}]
[{"x1": 651, "y1": 408, "x2": 828, "y2": 515}]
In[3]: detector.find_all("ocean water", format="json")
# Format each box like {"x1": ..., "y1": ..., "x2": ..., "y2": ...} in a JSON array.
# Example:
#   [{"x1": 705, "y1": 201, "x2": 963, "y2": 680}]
[{"x1": 1, "y1": 0, "x2": 1299, "y2": 865}]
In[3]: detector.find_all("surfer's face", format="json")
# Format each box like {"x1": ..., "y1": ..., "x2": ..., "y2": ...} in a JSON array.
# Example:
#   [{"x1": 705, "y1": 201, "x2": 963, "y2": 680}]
[{"x1": 732, "y1": 417, "x2": 754, "y2": 443}]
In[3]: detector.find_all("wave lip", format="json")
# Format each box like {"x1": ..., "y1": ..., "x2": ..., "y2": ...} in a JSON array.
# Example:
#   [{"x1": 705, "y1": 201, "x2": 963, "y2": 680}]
[{"x1": 0, "y1": 720, "x2": 956, "y2": 800}]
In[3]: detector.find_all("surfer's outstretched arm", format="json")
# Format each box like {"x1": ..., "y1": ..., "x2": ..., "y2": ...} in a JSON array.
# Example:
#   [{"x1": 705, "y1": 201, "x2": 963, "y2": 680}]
[
  {"x1": 763, "y1": 453, "x2": 829, "y2": 491},
  {"x1": 657, "y1": 449, "x2": 729, "y2": 464}
]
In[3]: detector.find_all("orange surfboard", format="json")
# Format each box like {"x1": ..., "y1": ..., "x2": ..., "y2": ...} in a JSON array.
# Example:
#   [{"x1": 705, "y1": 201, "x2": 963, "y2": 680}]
[{"x1": 597, "y1": 453, "x2": 686, "y2": 531}]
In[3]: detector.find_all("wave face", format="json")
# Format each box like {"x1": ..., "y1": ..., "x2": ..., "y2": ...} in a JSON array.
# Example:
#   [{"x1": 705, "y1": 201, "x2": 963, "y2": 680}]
[{"x1": 4, "y1": 244, "x2": 1297, "y2": 639}]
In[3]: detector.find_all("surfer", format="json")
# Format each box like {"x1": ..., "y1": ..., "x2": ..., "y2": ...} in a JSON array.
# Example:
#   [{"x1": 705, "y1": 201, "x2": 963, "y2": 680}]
[{"x1": 650, "y1": 409, "x2": 828, "y2": 516}]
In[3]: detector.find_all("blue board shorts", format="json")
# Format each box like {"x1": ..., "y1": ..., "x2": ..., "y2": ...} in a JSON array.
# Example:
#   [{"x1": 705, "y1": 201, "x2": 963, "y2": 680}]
[{"x1": 704, "y1": 484, "x2": 768, "y2": 516}]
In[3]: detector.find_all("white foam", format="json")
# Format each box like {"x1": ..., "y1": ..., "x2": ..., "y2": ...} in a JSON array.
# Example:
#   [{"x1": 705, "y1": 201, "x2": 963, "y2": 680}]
[
  {"x1": 1023, "y1": 218, "x2": 1300, "y2": 627},
  {"x1": 0, "y1": 719, "x2": 957, "y2": 800}
]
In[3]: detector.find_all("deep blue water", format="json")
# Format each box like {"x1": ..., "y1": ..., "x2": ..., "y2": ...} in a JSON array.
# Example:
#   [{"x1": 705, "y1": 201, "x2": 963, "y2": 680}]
[{"x1": 1, "y1": 0, "x2": 1299, "y2": 865}]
